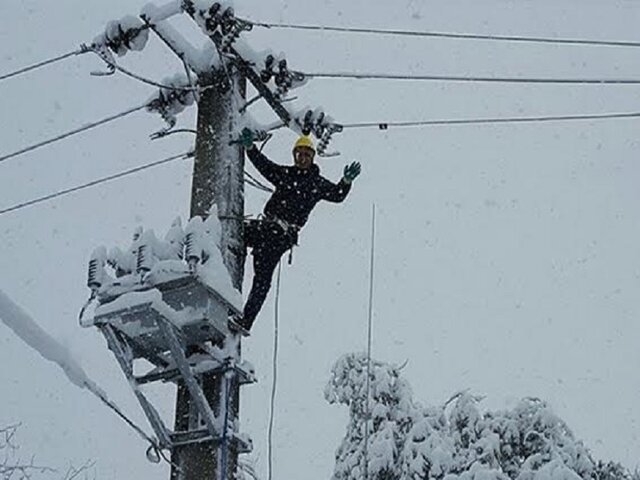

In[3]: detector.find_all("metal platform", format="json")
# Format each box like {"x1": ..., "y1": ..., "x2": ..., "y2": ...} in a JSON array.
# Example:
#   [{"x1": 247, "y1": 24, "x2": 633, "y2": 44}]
[{"x1": 90, "y1": 273, "x2": 254, "y2": 451}]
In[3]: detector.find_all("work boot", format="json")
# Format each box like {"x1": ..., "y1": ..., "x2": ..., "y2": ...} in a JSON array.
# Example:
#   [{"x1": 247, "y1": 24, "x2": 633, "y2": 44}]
[{"x1": 228, "y1": 312, "x2": 251, "y2": 337}]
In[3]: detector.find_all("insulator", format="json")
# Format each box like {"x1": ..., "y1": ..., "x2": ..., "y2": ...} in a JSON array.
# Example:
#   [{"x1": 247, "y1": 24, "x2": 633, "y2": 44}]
[
  {"x1": 204, "y1": 3, "x2": 221, "y2": 32},
  {"x1": 185, "y1": 217, "x2": 204, "y2": 270},
  {"x1": 88, "y1": 247, "x2": 107, "y2": 290},
  {"x1": 302, "y1": 110, "x2": 314, "y2": 135},
  {"x1": 136, "y1": 243, "x2": 153, "y2": 274},
  {"x1": 209, "y1": 2, "x2": 221, "y2": 16},
  {"x1": 220, "y1": 7, "x2": 235, "y2": 35},
  {"x1": 182, "y1": 0, "x2": 196, "y2": 16},
  {"x1": 165, "y1": 217, "x2": 185, "y2": 260},
  {"x1": 317, "y1": 129, "x2": 333, "y2": 156},
  {"x1": 108, "y1": 246, "x2": 129, "y2": 277},
  {"x1": 260, "y1": 55, "x2": 275, "y2": 83},
  {"x1": 220, "y1": 25, "x2": 242, "y2": 51},
  {"x1": 184, "y1": 233, "x2": 202, "y2": 270}
]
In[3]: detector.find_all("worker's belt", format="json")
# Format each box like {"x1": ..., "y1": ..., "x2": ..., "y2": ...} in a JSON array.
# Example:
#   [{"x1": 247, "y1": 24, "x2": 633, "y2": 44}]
[{"x1": 264, "y1": 216, "x2": 301, "y2": 234}]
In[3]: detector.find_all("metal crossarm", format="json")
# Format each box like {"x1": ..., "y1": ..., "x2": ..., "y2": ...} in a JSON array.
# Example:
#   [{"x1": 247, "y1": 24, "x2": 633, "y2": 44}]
[
  {"x1": 100, "y1": 323, "x2": 174, "y2": 448},
  {"x1": 154, "y1": 309, "x2": 222, "y2": 442}
]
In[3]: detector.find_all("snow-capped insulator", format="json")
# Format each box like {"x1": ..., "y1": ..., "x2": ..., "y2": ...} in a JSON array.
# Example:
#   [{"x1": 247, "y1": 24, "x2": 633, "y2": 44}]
[
  {"x1": 203, "y1": 3, "x2": 222, "y2": 33},
  {"x1": 88, "y1": 246, "x2": 107, "y2": 290},
  {"x1": 98, "y1": 16, "x2": 149, "y2": 57},
  {"x1": 107, "y1": 246, "x2": 130, "y2": 277},
  {"x1": 184, "y1": 217, "x2": 204, "y2": 271},
  {"x1": 165, "y1": 217, "x2": 185, "y2": 260},
  {"x1": 301, "y1": 109, "x2": 326, "y2": 136},
  {"x1": 316, "y1": 124, "x2": 343, "y2": 157},
  {"x1": 301, "y1": 110, "x2": 314, "y2": 135},
  {"x1": 260, "y1": 54, "x2": 275, "y2": 83},
  {"x1": 136, "y1": 231, "x2": 157, "y2": 274},
  {"x1": 219, "y1": 7, "x2": 234, "y2": 35},
  {"x1": 147, "y1": 81, "x2": 194, "y2": 134}
]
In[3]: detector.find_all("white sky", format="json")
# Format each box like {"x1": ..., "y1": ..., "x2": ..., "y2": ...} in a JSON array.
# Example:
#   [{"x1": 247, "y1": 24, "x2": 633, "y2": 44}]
[{"x1": 1, "y1": 1, "x2": 639, "y2": 479}]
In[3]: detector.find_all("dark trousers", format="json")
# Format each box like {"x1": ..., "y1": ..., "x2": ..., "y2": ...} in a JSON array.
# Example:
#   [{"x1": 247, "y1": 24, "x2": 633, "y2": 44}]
[{"x1": 243, "y1": 220, "x2": 297, "y2": 329}]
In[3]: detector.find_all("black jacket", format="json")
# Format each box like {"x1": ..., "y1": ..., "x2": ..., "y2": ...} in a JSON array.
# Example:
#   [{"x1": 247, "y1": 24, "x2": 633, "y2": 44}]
[{"x1": 247, "y1": 147, "x2": 352, "y2": 228}]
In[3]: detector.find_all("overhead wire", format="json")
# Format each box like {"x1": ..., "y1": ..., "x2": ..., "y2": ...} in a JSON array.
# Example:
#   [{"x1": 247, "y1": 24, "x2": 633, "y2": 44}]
[
  {"x1": 302, "y1": 71, "x2": 640, "y2": 85},
  {"x1": 0, "y1": 48, "x2": 88, "y2": 83},
  {"x1": 87, "y1": 46, "x2": 198, "y2": 91},
  {"x1": 250, "y1": 21, "x2": 640, "y2": 49},
  {"x1": 0, "y1": 104, "x2": 148, "y2": 164},
  {"x1": 0, "y1": 150, "x2": 277, "y2": 216},
  {"x1": 339, "y1": 110, "x2": 640, "y2": 130},
  {"x1": 0, "y1": 151, "x2": 193, "y2": 216}
]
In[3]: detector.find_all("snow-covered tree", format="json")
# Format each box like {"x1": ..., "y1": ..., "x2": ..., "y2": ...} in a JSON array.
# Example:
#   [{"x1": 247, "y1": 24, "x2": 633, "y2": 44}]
[{"x1": 325, "y1": 353, "x2": 637, "y2": 480}]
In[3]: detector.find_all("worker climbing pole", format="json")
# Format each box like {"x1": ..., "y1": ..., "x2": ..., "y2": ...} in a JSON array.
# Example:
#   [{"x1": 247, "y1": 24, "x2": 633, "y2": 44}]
[{"x1": 234, "y1": 129, "x2": 361, "y2": 331}]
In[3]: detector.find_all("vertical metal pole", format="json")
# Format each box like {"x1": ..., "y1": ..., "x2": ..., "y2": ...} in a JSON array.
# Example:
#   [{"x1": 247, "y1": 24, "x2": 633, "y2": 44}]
[
  {"x1": 363, "y1": 204, "x2": 376, "y2": 480},
  {"x1": 171, "y1": 64, "x2": 246, "y2": 480}
]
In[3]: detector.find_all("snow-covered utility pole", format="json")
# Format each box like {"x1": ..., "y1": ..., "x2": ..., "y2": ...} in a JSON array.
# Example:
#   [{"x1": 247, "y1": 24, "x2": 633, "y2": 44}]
[
  {"x1": 75, "y1": 4, "x2": 345, "y2": 480},
  {"x1": 173, "y1": 59, "x2": 246, "y2": 480}
]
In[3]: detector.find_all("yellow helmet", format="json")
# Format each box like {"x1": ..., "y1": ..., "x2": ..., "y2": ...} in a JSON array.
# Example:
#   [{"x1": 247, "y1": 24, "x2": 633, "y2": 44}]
[{"x1": 293, "y1": 135, "x2": 315, "y2": 152}]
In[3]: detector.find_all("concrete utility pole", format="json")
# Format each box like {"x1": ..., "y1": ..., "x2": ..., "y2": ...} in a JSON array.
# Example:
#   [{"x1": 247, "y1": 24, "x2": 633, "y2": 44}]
[{"x1": 171, "y1": 66, "x2": 246, "y2": 480}]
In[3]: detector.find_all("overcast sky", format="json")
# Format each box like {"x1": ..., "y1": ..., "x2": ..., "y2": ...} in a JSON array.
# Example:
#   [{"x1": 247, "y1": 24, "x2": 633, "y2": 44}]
[{"x1": 1, "y1": 1, "x2": 639, "y2": 479}]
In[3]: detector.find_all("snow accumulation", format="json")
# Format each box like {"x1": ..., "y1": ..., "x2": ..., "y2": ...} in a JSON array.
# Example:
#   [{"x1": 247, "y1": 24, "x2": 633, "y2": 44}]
[
  {"x1": 90, "y1": 210, "x2": 242, "y2": 313},
  {"x1": 141, "y1": 1, "x2": 183, "y2": 23},
  {"x1": 0, "y1": 289, "x2": 108, "y2": 400},
  {"x1": 151, "y1": 17, "x2": 220, "y2": 74},
  {"x1": 326, "y1": 353, "x2": 631, "y2": 480},
  {"x1": 93, "y1": 16, "x2": 149, "y2": 57}
]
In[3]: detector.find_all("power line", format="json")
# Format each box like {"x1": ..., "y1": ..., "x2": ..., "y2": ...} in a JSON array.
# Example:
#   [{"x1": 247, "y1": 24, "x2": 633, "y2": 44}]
[
  {"x1": 0, "y1": 151, "x2": 192, "y2": 216},
  {"x1": 302, "y1": 71, "x2": 640, "y2": 85},
  {"x1": 0, "y1": 48, "x2": 87, "y2": 83},
  {"x1": 251, "y1": 21, "x2": 640, "y2": 49},
  {"x1": 339, "y1": 110, "x2": 640, "y2": 129},
  {"x1": 0, "y1": 104, "x2": 147, "y2": 164},
  {"x1": 87, "y1": 46, "x2": 197, "y2": 91}
]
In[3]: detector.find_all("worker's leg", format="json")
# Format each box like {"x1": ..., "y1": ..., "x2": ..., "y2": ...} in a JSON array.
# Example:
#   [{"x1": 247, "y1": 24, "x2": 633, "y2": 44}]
[{"x1": 242, "y1": 240, "x2": 287, "y2": 330}]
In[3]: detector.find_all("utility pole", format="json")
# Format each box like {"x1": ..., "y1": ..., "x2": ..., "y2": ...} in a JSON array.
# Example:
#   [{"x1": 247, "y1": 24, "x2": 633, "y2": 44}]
[
  {"x1": 171, "y1": 62, "x2": 246, "y2": 480},
  {"x1": 79, "y1": 6, "x2": 341, "y2": 480}
]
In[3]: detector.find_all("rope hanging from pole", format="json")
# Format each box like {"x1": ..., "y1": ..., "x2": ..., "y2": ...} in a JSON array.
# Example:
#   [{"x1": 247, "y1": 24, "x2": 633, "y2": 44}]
[{"x1": 268, "y1": 261, "x2": 283, "y2": 480}]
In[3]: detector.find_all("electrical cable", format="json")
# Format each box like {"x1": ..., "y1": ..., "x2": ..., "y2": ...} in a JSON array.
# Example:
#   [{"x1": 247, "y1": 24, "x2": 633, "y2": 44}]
[
  {"x1": 0, "y1": 151, "x2": 193, "y2": 216},
  {"x1": 302, "y1": 71, "x2": 640, "y2": 85},
  {"x1": 339, "y1": 110, "x2": 640, "y2": 130},
  {"x1": 268, "y1": 261, "x2": 283, "y2": 480},
  {"x1": 0, "y1": 48, "x2": 87, "y2": 83},
  {"x1": 363, "y1": 204, "x2": 376, "y2": 480},
  {"x1": 250, "y1": 21, "x2": 640, "y2": 49},
  {"x1": 0, "y1": 104, "x2": 147, "y2": 164},
  {"x1": 88, "y1": 46, "x2": 197, "y2": 91}
]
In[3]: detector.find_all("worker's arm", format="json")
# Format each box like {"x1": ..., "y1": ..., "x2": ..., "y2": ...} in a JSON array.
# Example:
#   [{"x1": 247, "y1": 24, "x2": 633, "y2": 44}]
[
  {"x1": 319, "y1": 176, "x2": 352, "y2": 203},
  {"x1": 319, "y1": 161, "x2": 360, "y2": 202},
  {"x1": 246, "y1": 145, "x2": 287, "y2": 186}
]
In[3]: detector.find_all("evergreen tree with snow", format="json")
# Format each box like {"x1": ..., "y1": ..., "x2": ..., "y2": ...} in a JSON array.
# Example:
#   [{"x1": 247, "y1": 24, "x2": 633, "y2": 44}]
[{"x1": 325, "y1": 353, "x2": 637, "y2": 480}]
